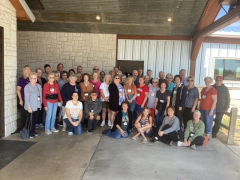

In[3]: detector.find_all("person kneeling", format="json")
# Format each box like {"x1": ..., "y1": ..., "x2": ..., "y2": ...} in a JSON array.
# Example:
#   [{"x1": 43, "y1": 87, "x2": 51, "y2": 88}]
[
  {"x1": 151, "y1": 106, "x2": 180, "y2": 145},
  {"x1": 64, "y1": 92, "x2": 83, "y2": 135},
  {"x1": 85, "y1": 90, "x2": 102, "y2": 134},
  {"x1": 178, "y1": 110, "x2": 207, "y2": 150},
  {"x1": 132, "y1": 107, "x2": 153, "y2": 144},
  {"x1": 107, "y1": 101, "x2": 132, "y2": 139}
]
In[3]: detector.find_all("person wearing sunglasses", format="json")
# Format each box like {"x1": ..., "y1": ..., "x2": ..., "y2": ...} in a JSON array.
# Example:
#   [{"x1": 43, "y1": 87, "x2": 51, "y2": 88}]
[
  {"x1": 84, "y1": 90, "x2": 102, "y2": 133},
  {"x1": 109, "y1": 75, "x2": 126, "y2": 127},
  {"x1": 182, "y1": 76, "x2": 199, "y2": 129},
  {"x1": 93, "y1": 66, "x2": 100, "y2": 73},
  {"x1": 43, "y1": 73, "x2": 63, "y2": 134},
  {"x1": 212, "y1": 76, "x2": 230, "y2": 138}
]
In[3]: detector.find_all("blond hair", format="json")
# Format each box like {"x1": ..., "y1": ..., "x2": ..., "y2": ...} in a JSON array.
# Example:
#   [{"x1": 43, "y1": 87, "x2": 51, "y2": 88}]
[{"x1": 126, "y1": 76, "x2": 135, "y2": 88}]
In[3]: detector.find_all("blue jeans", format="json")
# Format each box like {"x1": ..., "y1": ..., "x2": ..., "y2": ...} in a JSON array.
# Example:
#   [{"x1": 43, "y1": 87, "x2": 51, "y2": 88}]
[
  {"x1": 200, "y1": 109, "x2": 216, "y2": 134},
  {"x1": 107, "y1": 129, "x2": 128, "y2": 139},
  {"x1": 45, "y1": 102, "x2": 58, "y2": 130},
  {"x1": 64, "y1": 118, "x2": 82, "y2": 135},
  {"x1": 156, "y1": 110, "x2": 165, "y2": 128}
]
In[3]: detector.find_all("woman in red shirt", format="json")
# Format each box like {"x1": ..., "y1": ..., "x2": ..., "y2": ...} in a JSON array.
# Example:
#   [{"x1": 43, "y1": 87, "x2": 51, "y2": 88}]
[
  {"x1": 43, "y1": 73, "x2": 63, "y2": 134},
  {"x1": 199, "y1": 77, "x2": 217, "y2": 138}
]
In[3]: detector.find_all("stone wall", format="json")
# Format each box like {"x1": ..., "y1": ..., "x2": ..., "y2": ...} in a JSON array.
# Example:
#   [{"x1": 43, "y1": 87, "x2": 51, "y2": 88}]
[
  {"x1": 17, "y1": 32, "x2": 117, "y2": 77},
  {"x1": 0, "y1": 0, "x2": 17, "y2": 137}
]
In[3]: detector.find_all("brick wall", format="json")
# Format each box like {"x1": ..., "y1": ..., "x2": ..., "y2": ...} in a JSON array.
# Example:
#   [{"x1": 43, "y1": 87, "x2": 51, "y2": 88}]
[
  {"x1": 17, "y1": 32, "x2": 117, "y2": 78},
  {"x1": 0, "y1": 0, "x2": 17, "y2": 137}
]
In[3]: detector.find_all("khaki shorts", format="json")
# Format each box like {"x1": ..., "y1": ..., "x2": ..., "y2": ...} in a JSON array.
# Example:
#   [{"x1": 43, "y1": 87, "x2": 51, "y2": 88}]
[{"x1": 102, "y1": 101, "x2": 109, "y2": 109}]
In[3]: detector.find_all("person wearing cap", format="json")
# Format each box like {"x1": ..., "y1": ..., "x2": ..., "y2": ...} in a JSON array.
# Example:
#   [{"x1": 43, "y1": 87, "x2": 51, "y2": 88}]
[
  {"x1": 42, "y1": 64, "x2": 52, "y2": 81},
  {"x1": 212, "y1": 76, "x2": 230, "y2": 138}
]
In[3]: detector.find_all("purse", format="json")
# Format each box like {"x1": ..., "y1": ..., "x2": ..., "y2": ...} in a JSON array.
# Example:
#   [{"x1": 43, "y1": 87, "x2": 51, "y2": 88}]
[{"x1": 20, "y1": 114, "x2": 32, "y2": 139}]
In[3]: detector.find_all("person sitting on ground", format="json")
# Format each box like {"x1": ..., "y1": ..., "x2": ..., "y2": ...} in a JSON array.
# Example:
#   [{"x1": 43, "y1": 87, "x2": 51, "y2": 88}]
[
  {"x1": 177, "y1": 110, "x2": 207, "y2": 150},
  {"x1": 107, "y1": 101, "x2": 133, "y2": 139},
  {"x1": 84, "y1": 90, "x2": 102, "y2": 134},
  {"x1": 132, "y1": 107, "x2": 153, "y2": 144},
  {"x1": 63, "y1": 92, "x2": 83, "y2": 135},
  {"x1": 150, "y1": 106, "x2": 180, "y2": 145}
]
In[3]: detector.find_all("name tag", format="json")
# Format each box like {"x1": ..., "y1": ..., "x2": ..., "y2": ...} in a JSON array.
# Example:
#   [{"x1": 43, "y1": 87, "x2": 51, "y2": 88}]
[
  {"x1": 128, "y1": 89, "x2": 132, "y2": 93},
  {"x1": 202, "y1": 95, "x2": 206, "y2": 99},
  {"x1": 141, "y1": 124, "x2": 145, "y2": 127},
  {"x1": 174, "y1": 91, "x2": 177, "y2": 94},
  {"x1": 160, "y1": 99, "x2": 164, "y2": 103},
  {"x1": 190, "y1": 132, "x2": 195, "y2": 137},
  {"x1": 186, "y1": 91, "x2": 189, "y2": 95},
  {"x1": 151, "y1": 92, "x2": 155, "y2": 97},
  {"x1": 37, "y1": 96, "x2": 40, "y2": 101},
  {"x1": 84, "y1": 92, "x2": 88, "y2": 96},
  {"x1": 137, "y1": 93, "x2": 140, "y2": 97},
  {"x1": 124, "y1": 122, "x2": 127, "y2": 125},
  {"x1": 119, "y1": 89, "x2": 123, "y2": 93}
]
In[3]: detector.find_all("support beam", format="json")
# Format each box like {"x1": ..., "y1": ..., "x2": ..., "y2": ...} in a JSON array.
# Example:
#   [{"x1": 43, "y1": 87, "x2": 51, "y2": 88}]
[
  {"x1": 9, "y1": 0, "x2": 31, "y2": 21},
  {"x1": 204, "y1": 36, "x2": 240, "y2": 44},
  {"x1": 193, "y1": 5, "x2": 240, "y2": 39},
  {"x1": 117, "y1": 34, "x2": 191, "y2": 40}
]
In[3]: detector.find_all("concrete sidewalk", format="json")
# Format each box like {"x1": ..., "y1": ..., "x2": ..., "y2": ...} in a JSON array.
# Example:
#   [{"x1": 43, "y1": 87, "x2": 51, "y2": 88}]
[
  {"x1": 0, "y1": 126, "x2": 239, "y2": 180},
  {"x1": 82, "y1": 134, "x2": 240, "y2": 180}
]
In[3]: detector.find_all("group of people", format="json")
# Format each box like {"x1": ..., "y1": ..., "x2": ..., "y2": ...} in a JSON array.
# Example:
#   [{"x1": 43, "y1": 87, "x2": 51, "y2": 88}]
[{"x1": 17, "y1": 63, "x2": 230, "y2": 149}]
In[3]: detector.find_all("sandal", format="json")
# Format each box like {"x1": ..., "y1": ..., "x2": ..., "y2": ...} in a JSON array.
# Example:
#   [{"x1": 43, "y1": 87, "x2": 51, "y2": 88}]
[
  {"x1": 132, "y1": 135, "x2": 138, "y2": 140},
  {"x1": 142, "y1": 139, "x2": 147, "y2": 144}
]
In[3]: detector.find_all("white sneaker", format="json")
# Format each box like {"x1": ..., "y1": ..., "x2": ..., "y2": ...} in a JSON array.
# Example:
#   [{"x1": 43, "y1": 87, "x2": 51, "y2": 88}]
[
  {"x1": 39, "y1": 123, "x2": 44, "y2": 128},
  {"x1": 45, "y1": 130, "x2": 52, "y2": 134},
  {"x1": 108, "y1": 120, "x2": 112, "y2": 127},
  {"x1": 177, "y1": 141, "x2": 183, "y2": 147},
  {"x1": 62, "y1": 126, "x2": 66, "y2": 131},
  {"x1": 100, "y1": 121, "x2": 105, "y2": 126},
  {"x1": 51, "y1": 128, "x2": 59, "y2": 133},
  {"x1": 68, "y1": 132, "x2": 73, "y2": 136}
]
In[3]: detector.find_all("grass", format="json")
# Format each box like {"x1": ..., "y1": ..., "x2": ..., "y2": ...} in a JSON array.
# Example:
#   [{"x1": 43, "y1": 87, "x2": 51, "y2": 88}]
[{"x1": 221, "y1": 115, "x2": 240, "y2": 129}]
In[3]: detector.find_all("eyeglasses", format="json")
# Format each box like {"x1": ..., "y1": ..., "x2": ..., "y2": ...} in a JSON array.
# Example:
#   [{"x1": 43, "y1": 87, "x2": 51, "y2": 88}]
[
  {"x1": 115, "y1": 78, "x2": 120, "y2": 79},
  {"x1": 216, "y1": 79, "x2": 222, "y2": 82},
  {"x1": 187, "y1": 80, "x2": 194, "y2": 82},
  {"x1": 94, "y1": 69, "x2": 99, "y2": 70}
]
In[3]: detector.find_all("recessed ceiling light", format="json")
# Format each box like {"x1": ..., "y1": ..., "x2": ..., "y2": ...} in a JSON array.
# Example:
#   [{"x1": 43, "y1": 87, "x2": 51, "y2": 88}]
[
  {"x1": 168, "y1": 18, "x2": 172, "y2": 22},
  {"x1": 96, "y1": 15, "x2": 101, "y2": 20}
]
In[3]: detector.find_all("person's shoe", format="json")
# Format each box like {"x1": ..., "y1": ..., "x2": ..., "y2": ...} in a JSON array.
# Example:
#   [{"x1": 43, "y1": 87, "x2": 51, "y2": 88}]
[
  {"x1": 142, "y1": 139, "x2": 147, "y2": 144},
  {"x1": 150, "y1": 137, "x2": 158, "y2": 143},
  {"x1": 203, "y1": 136, "x2": 209, "y2": 146},
  {"x1": 39, "y1": 123, "x2": 44, "y2": 128},
  {"x1": 51, "y1": 128, "x2": 59, "y2": 133},
  {"x1": 212, "y1": 134, "x2": 217, "y2": 138},
  {"x1": 45, "y1": 130, "x2": 52, "y2": 135},
  {"x1": 108, "y1": 120, "x2": 112, "y2": 127},
  {"x1": 132, "y1": 135, "x2": 138, "y2": 140},
  {"x1": 30, "y1": 134, "x2": 35, "y2": 138},
  {"x1": 190, "y1": 144, "x2": 196, "y2": 150},
  {"x1": 57, "y1": 121, "x2": 63, "y2": 127},
  {"x1": 177, "y1": 141, "x2": 183, "y2": 146},
  {"x1": 100, "y1": 121, "x2": 105, "y2": 126},
  {"x1": 62, "y1": 126, "x2": 67, "y2": 131},
  {"x1": 34, "y1": 132, "x2": 39, "y2": 137},
  {"x1": 35, "y1": 124, "x2": 39, "y2": 128},
  {"x1": 87, "y1": 130, "x2": 92, "y2": 134},
  {"x1": 168, "y1": 140, "x2": 173, "y2": 146},
  {"x1": 68, "y1": 132, "x2": 73, "y2": 136}
]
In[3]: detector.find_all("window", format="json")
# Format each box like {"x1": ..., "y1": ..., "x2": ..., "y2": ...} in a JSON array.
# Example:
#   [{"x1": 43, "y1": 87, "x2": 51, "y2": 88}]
[{"x1": 214, "y1": 58, "x2": 240, "y2": 81}]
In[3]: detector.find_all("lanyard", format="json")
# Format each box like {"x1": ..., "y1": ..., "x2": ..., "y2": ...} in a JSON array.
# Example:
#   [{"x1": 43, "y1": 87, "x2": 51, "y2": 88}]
[{"x1": 33, "y1": 84, "x2": 40, "y2": 96}]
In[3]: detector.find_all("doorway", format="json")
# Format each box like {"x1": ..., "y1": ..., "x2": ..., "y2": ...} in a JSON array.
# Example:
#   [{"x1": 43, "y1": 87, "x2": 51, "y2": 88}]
[
  {"x1": 118, "y1": 60, "x2": 144, "y2": 76},
  {"x1": 0, "y1": 27, "x2": 4, "y2": 138}
]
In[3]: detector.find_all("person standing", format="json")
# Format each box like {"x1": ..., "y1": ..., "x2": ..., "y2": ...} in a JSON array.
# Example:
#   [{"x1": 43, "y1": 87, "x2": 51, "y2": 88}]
[
  {"x1": 212, "y1": 76, "x2": 230, "y2": 138},
  {"x1": 147, "y1": 69, "x2": 153, "y2": 84},
  {"x1": 182, "y1": 76, "x2": 199, "y2": 129},
  {"x1": 17, "y1": 65, "x2": 31, "y2": 129},
  {"x1": 138, "y1": 68, "x2": 143, "y2": 78},
  {"x1": 89, "y1": 72, "x2": 101, "y2": 98},
  {"x1": 24, "y1": 72, "x2": 42, "y2": 138},
  {"x1": 42, "y1": 64, "x2": 52, "y2": 81},
  {"x1": 43, "y1": 73, "x2": 63, "y2": 134},
  {"x1": 132, "y1": 70, "x2": 139, "y2": 86},
  {"x1": 166, "y1": 73, "x2": 175, "y2": 94},
  {"x1": 58, "y1": 71, "x2": 68, "y2": 91},
  {"x1": 77, "y1": 66, "x2": 83, "y2": 73},
  {"x1": 179, "y1": 69, "x2": 188, "y2": 86},
  {"x1": 57, "y1": 63, "x2": 64, "y2": 73},
  {"x1": 199, "y1": 77, "x2": 217, "y2": 138}
]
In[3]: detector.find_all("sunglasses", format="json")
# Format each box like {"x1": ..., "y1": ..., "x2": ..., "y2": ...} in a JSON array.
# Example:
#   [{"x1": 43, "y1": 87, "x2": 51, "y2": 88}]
[{"x1": 216, "y1": 79, "x2": 222, "y2": 82}]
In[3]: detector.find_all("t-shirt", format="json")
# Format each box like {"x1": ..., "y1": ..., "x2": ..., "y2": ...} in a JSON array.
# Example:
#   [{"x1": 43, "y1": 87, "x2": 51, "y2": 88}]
[
  {"x1": 167, "y1": 82, "x2": 176, "y2": 94},
  {"x1": 124, "y1": 84, "x2": 137, "y2": 96},
  {"x1": 136, "y1": 84, "x2": 149, "y2": 105},
  {"x1": 89, "y1": 80, "x2": 101, "y2": 98},
  {"x1": 118, "y1": 84, "x2": 126, "y2": 105},
  {"x1": 156, "y1": 89, "x2": 170, "y2": 110},
  {"x1": 185, "y1": 87, "x2": 199, "y2": 108},
  {"x1": 147, "y1": 84, "x2": 160, "y2": 108},
  {"x1": 64, "y1": 100, "x2": 83, "y2": 119},
  {"x1": 134, "y1": 77, "x2": 139, "y2": 86},
  {"x1": 17, "y1": 77, "x2": 30, "y2": 100},
  {"x1": 200, "y1": 87, "x2": 217, "y2": 110},
  {"x1": 121, "y1": 114, "x2": 129, "y2": 131},
  {"x1": 100, "y1": 82, "x2": 110, "y2": 102}
]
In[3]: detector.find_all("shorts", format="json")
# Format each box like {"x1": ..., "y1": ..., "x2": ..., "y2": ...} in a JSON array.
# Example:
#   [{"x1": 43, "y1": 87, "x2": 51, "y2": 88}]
[
  {"x1": 149, "y1": 108, "x2": 155, "y2": 117},
  {"x1": 102, "y1": 101, "x2": 109, "y2": 109},
  {"x1": 135, "y1": 104, "x2": 143, "y2": 113}
]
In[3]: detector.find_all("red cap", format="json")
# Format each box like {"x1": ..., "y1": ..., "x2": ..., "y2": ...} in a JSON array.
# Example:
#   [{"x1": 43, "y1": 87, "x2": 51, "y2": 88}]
[{"x1": 216, "y1": 76, "x2": 224, "y2": 80}]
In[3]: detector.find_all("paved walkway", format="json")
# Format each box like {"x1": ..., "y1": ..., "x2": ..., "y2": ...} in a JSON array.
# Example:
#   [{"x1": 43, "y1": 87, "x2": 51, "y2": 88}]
[{"x1": 0, "y1": 126, "x2": 240, "y2": 180}]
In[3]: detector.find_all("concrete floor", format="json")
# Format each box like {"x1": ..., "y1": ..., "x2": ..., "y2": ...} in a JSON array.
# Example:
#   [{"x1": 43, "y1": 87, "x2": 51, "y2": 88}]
[{"x1": 0, "y1": 125, "x2": 240, "y2": 180}]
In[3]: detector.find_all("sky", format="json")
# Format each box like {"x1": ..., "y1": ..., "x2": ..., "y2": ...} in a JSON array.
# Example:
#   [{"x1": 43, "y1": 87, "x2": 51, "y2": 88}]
[{"x1": 215, "y1": 5, "x2": 240, "y2": 32}]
